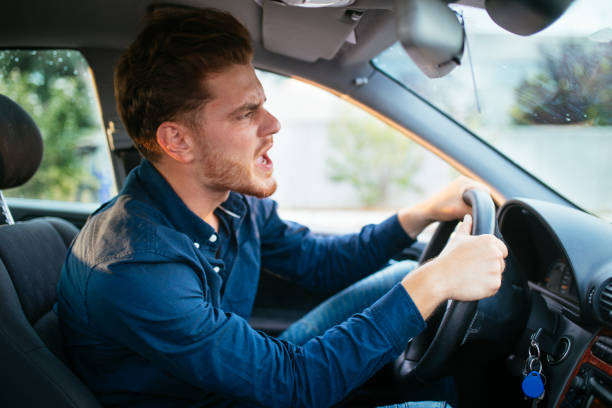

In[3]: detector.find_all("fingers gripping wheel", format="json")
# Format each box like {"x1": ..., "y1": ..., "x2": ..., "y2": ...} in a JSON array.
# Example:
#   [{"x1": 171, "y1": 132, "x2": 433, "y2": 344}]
[{"x1": 393, "y1": 188, "x2": 496, "y2": 383}]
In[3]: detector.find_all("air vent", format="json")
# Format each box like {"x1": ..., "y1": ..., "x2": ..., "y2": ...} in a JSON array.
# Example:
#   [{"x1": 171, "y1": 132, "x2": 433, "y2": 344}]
[{"x1": 599, "y1": 282, "x2": 612, "y2": 322}]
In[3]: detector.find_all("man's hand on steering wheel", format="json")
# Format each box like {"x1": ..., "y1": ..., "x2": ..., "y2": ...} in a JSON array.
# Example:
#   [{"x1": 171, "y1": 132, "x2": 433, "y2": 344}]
[
  {"x1": 392, "y1": 177, "x2": 508, "y2": 383},
  {"x1": 402, "y1": 214, "x2": 508, "y2": 319},
  {"x1": 397, "y1": 176, "x2": 492, "y2": 240}
]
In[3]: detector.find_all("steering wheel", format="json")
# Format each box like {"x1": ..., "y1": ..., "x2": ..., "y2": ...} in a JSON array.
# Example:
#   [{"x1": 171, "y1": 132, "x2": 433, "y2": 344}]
[{"x1": 393, "y1": 188, "x2": 496, "y2": 383}]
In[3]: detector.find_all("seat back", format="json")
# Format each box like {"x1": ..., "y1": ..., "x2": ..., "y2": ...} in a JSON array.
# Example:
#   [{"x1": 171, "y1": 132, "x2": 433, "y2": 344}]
[{"x1": 0, "y1": 94, "x2": 101, "y2": 407}]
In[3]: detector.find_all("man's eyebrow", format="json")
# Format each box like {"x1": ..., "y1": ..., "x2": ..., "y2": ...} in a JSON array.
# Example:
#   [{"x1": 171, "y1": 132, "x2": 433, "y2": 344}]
[{"x1": 229, "y1": 98, "x2": 267, "y2": 116}]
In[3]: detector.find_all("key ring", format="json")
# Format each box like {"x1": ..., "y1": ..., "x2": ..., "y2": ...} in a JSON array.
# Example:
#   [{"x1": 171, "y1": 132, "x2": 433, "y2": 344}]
[
  {"x1": 527, "y1": 356, "x2": 542, "y2": 374},
  {"x1": 529, "y1": 340, "x2": 541, "y2": 359},
  {"x1": 522, "y1": 355, "x2": 542, "y2": 377},
  {"x1": 529, "y1": 328, "x2": 542, "y2": 358}
]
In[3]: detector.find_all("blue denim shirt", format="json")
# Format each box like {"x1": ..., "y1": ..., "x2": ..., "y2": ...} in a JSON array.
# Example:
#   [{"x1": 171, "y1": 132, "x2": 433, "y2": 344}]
[{"x1": 56, "y1": 160, "x2": 426, "y2": 407}]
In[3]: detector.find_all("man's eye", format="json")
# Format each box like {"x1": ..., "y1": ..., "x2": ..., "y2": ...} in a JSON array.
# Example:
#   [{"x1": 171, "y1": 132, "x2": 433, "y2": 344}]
[{"x1": 240, "y1": 111, "x2": 255, "y2": 119}]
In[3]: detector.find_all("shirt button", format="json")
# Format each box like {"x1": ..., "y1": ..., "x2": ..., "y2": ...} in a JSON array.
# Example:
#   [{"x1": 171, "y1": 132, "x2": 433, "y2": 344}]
[
  {"x1": 193, "y1": 242, "x2": 200, "y2": 249},
  {"x1": 213, "y1": 266, "x2": 221, "y2": 273},
  {"x1": 209, "y1": 234, "x2": 218, "y2": 243}
]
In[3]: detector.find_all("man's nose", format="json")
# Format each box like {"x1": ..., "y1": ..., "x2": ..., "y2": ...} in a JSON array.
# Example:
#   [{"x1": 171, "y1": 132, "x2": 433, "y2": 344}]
[{"x1": 260, "y1": 108, "x2": 281, "y2": 137}]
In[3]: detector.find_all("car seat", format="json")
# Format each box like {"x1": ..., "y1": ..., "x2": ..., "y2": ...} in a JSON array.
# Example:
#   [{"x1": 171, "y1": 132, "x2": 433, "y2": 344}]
[{"x1": 0, "y1": 94, "x2": 102, "y2": 407}]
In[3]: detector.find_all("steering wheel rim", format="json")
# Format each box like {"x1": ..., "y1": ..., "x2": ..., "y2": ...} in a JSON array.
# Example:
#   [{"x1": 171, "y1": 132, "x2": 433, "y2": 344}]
[{"x1": 393, "y1": 188, "x2": 496, "y2": 383}]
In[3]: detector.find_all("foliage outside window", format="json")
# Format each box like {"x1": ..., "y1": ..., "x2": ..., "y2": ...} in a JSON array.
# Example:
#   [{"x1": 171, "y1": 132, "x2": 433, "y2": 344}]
[
  {"x1": 512, "y1": 41, "x2": 612, "y2": 126},
  {"x1": 326, "y1": 108, "x2": 424, "y2": 207},
  {"x1": 0, "y1": 50, "x2": 115, "y2": 203}
]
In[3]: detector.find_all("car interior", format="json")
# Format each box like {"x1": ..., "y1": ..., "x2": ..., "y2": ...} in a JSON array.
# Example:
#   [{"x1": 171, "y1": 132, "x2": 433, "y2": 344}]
[{"x1": 1, "y1": 0, "x2": 612, "y2": 407}]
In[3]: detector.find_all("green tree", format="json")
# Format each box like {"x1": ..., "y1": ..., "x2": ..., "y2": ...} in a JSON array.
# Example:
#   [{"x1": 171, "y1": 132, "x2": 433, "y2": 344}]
[
  {"x1": 326, "y1": 110, "x2": 423, "y2": 207},
  {"x1": 0, "y1": 50, "x2": 100, "y2": 201},
  {"x1": 511, "y1": 41, "x2": 612, "y2": 125}
]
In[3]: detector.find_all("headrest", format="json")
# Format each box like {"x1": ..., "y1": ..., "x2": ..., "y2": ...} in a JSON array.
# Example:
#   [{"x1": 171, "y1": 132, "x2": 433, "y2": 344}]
[{"x1": 0, "y1": 94, "x2": 43, "y2": 189}]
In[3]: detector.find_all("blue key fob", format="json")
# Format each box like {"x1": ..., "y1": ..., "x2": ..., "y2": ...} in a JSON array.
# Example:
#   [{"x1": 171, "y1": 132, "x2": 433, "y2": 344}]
[{"x1": 522, "y1": 371, "x2": 545, "y2": 398}]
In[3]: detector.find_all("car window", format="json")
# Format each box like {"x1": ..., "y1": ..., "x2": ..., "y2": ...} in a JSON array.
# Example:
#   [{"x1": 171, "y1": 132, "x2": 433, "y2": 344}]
[
  {"x1": 257, "y1": 70, "x2": 460, "y2": 234},
  {"x1": 372, "y1": 0, "x2": 612, "y2": 220},
  {"x1": 0, "y1": 49, "x2": 116, "y2": 204}
]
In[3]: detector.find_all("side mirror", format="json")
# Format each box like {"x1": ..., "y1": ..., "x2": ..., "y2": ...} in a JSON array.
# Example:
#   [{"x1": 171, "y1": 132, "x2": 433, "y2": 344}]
[{"x1": 395, "y1": 0, "x2": 465, "y2": 78}]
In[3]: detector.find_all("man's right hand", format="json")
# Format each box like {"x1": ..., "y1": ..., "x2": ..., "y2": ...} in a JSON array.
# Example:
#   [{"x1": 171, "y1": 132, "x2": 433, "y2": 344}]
[{"x1": 400, "y1": 214, "x2": 508, "y2": 319}]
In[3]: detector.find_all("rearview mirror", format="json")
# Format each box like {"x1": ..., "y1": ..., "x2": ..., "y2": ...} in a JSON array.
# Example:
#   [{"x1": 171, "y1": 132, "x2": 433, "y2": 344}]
[
  {"x1": 485, "y1": 0, "x2": 575, "y2": 36},
  {"x1": 395, "y1": 0, "x2": 465, "y2": 78}
]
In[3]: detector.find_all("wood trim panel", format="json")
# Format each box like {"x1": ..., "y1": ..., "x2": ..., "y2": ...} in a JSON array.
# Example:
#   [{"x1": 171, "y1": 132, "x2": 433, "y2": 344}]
[{"x1": 557, "y1": 329, "x2": 612, "y2": 407}]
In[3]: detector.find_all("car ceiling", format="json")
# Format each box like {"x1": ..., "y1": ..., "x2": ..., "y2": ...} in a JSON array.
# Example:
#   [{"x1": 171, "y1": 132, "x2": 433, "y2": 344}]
[{"x1": 0, "y1": 0, "x2": 484, "y2": 65}]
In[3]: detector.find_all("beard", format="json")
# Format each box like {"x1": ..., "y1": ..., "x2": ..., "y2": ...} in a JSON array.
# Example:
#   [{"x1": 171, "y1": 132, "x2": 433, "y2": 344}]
[{"x1": 197, "y1": 148, "x2": 277, "y2": 198}]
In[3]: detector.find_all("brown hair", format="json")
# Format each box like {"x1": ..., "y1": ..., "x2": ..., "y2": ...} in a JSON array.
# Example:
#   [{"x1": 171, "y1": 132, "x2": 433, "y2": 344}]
[{"x1": 114, "y1": 7, "x2": 253, "y2": 161}]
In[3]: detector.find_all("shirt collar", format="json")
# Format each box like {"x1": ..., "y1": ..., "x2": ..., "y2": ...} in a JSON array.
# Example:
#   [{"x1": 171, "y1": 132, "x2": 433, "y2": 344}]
[{"x1": 126, "y1": 160, "x2": 247, "y2": 247}]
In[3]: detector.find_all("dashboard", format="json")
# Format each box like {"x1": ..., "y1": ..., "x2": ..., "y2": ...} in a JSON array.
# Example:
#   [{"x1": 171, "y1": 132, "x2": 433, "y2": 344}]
[
  {"x1": 542, "y1": 260, "x2": 578, "y2": 302},
  {"x1": 496, "y1": 198, "x2": 612, "y2": 407}
]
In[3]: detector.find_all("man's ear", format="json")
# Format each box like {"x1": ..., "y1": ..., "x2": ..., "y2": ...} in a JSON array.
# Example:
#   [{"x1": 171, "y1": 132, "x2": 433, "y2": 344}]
[{"x1": 156, "y1": 122, "x2": 196, "y2": 163}]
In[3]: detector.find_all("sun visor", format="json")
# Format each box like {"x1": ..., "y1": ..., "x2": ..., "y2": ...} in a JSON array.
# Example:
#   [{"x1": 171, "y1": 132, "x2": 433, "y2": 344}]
[
  {"x1": 261, "y1": 0, "x2": 361, "y2": 62},
  {"x1": 395, "y1": 0, "x2": 465, "y2": 78},
  {"x1": 485, "y1": 0, "x2": 575, "y2": 36}
]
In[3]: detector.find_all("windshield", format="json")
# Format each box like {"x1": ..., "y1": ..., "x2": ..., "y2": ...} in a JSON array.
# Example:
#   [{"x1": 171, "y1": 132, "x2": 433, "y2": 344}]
[{"x1": 373, "y1": 0, "x2": 612, "y2": 220}]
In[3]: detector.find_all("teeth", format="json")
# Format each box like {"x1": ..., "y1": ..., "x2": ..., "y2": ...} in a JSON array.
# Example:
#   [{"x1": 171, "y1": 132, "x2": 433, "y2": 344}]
[{"x1": 257, "y1": 156, "x2": 265, "y2": 164}]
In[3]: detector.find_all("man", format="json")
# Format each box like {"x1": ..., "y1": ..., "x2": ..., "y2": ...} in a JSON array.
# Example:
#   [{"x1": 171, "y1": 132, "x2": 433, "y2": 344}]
[{"x1": 56, "y1": 6, "x2": 507, "y2": 408}]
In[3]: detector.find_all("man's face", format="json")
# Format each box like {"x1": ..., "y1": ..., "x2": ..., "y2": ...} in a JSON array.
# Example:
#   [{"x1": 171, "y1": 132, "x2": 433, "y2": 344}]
[{"x1": 188, "y1": 64, "x2": 280, "y2": 198}]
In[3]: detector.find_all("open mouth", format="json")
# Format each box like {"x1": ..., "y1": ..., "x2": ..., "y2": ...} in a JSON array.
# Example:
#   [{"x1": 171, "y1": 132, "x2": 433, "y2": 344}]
[
  {"x1": 256, "y1": 154, "x2": 271, "y2": 166},
  {"x1": 255, "y1": 144, "x2": 274, "y2": 171}
]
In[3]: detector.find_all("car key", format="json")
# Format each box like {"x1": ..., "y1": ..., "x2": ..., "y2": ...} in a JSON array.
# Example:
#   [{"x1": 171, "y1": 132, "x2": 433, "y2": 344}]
[{"x1": 522, "y1": 329, "x2": 547, "y2": 403}]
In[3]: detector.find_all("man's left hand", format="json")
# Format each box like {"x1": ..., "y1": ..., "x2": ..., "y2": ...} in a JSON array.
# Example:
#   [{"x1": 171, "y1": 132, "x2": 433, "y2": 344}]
[{"x1": 398, "y1": 176, "x2": 490, "y2": 239}]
